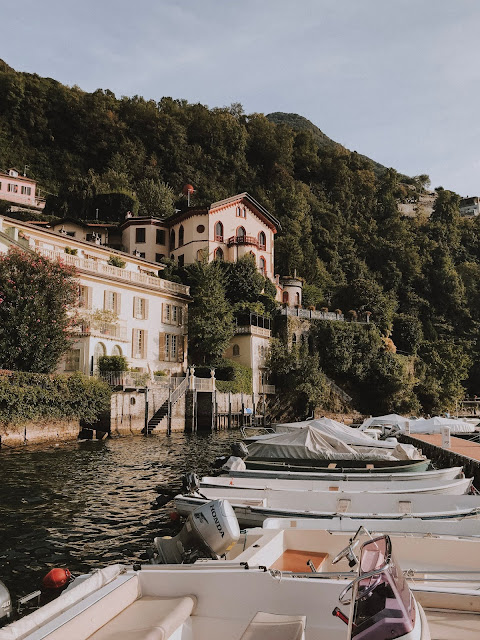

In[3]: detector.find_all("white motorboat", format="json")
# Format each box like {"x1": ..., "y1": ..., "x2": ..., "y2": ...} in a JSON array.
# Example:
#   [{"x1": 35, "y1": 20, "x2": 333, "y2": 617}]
[
  {"x1": 175, "y1": 479, "x2": 474, "y2": 527},
  {"x1": 262, "y1": 515, "x2": 480, "y2": 537},
  {"x1": 4, "y1": 528, "x2": 480, "y2": 639},
  {"x1": 226, "y1": 464, "x2": 463, "y2": 482},
  {"x1": 200, "y1": 474, "x2": 472, "y2": 495}
]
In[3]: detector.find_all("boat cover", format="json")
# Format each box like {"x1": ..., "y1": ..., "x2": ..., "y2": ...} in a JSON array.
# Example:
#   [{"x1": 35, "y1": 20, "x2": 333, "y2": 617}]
[
  {"x1": 360, "y1": 414, "x2": 476, "y2": 434},
  {"x1": 275, "y1": 418, "x2": 397, "y2": 448},
  {"x1": 246, "y1": 426, "x2": 423, "y2": 462}
]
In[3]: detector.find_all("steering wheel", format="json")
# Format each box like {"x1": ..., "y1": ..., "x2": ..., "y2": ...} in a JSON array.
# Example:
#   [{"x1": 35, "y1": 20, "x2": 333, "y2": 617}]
[
  {"x1": 338, "y1": 574, "x2": 382, "y2": 606},
  {"x1": 332, "y1": 539, "x2": 360, "y2": 565}
]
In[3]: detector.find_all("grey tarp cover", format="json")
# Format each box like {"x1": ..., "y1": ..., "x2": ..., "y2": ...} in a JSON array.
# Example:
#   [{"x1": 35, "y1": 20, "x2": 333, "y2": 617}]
[
  {"x1": 246, "y1": 426, "x2": 423, "y2": 462},
  {"x1": 275, "y1": 418, "x2": 397, "y2": 448},
  {"x1": 360, "y1": 414, "x2": 476, "y2": 434}
]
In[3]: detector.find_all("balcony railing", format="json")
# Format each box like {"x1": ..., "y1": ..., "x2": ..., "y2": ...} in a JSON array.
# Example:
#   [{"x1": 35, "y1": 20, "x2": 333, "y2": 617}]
[
  {"x1": 76, "y1": 322, "x2": 128, "y2": 341},
  {"x1": 259, "y1": 384, "x2": 276, "y2": 395},
  {"x1": 36, "y1": 247, "x2": 190, "y2": 297},
  {"x1": 227, "y1": 235, "x2": 258, "y2": 248}
]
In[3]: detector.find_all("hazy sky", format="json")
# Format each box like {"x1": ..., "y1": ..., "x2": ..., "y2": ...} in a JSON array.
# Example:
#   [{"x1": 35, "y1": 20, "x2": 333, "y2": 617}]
[{"x1": 3, "y1": 0, "x2": 480, "y2": 195}]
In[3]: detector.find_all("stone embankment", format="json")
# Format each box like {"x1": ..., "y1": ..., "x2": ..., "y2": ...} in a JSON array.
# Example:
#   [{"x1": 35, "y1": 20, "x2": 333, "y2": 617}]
[{"x1": 0, "y1": 419, "x2": 81, "y2": 448}]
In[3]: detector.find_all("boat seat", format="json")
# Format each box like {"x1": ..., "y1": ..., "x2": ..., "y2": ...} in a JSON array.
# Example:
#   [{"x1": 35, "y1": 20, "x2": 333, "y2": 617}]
[
  {"x1": 87, "y1": 595, "x2": 197, "y2": 640},
  {"x1": 270, "y1": 549, "x2": 328, "y2": 572},
  {"x1": 240, "y1": 612, "x2": 306, "y2": 640}
]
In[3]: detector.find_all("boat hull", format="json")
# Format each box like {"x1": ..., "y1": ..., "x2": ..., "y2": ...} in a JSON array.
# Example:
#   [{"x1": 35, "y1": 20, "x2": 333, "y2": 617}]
[{"x1": 245, "y1": 458, "x2": 431, "y2": 472}]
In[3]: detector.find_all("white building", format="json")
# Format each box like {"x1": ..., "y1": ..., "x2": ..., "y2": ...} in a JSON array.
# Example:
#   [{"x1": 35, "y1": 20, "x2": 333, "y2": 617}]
[
  {"x1": 0, "y1": 215, "x2": 190, "y2": 377},
  {"x1": 460, "y1": 197, "x2": 480, "y2": 217}
]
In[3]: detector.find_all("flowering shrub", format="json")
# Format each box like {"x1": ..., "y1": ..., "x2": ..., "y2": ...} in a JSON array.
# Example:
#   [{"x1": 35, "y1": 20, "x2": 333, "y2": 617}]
[{"x1": 0, "y1": 248, "x2": 78, "y2": 372}]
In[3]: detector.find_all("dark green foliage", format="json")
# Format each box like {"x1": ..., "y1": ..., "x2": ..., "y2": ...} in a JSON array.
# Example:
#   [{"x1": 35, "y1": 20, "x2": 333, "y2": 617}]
[
  {"x1": 1, "y1": 60, "x2": 479, "y2": 409},
  {"x1": 391, "y1": 314, "x2": 423, "y2": 354},
  {"x1": 212, "y1": 359, "x2": 253, "y2": 394},
  {"x1": 186, "y1": 261, "x2": 234, "y2": 365},
  {"x1": 98, "y1": 355, "x2": 128, "y2": 372},
  {"x1": 267, "y1": 339, "x2": 328, "y2": 419},
  {"x1": 0, "y1": 371, "x2": 111, "y2": 425},
  {"x1": 0, "y1": 248, "x2": 78, "y2": 373},
  {"x1": 107, "y1": 255, "x2": 126, "y2": 268}
]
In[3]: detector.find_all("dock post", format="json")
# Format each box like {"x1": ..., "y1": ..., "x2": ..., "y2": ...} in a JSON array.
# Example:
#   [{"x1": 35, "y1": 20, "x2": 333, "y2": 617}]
[
  {"x1": 228, "y1": 392, "x2": 232, "y2": 430},
  {"x1": 144, "y1": 387, "x2": 149, "y2": 436}
]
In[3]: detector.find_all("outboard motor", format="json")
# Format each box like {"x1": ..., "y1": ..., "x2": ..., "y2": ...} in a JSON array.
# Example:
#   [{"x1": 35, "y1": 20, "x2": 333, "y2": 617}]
[
  {"x1": 152, "y1": 499, "x2": 240, "y2": 564},
  {"x1": 231, "y1": 441, "x2": 249, "y2": 459},
  {"x1": 182, "y1": 472, "x2": 200, "y2": 495},
  {"x1": 0, "y1": 580, "x2": 12, "y2": 627}
]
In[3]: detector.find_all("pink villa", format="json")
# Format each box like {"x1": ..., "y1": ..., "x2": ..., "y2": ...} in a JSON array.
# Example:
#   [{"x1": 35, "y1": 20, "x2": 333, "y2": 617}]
[{"x1": 0, "y1": 168, "x2": 45, "y2": 209}]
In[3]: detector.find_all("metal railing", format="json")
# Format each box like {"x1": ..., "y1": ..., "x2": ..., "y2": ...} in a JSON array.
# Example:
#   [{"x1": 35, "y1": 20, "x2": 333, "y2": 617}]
[
  {"x1": 227, "y1": 235, "x2": 258, "y2": 247},
  {"x1": 259, "y1": 384, "x2": 276, "y2": 395},
  {"x1": 170, "y1": 374, "x2": 189, "y2": 405},
  {"x1": 279, "y1": 307, "x2": 345, "y2": 321},
  {"x1": 36, "y1": 247, "x2": 189, "y2": 296},
  {"x1": 76, "y1": 322, "x2": 128, "y2": 341},
  {"x1": 194, "y1": 377, "x2": 215, "y2": 391}
]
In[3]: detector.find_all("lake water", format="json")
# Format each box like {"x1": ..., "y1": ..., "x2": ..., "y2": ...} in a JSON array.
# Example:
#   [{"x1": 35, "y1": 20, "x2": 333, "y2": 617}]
[{"x1": 0, "y1": 431, "x2": 239, "y2": 600}]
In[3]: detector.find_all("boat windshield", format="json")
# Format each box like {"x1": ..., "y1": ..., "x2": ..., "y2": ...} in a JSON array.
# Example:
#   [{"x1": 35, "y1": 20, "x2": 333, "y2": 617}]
[{"x1": 351, "y1": 535, "x2": 416, "y2": 639}]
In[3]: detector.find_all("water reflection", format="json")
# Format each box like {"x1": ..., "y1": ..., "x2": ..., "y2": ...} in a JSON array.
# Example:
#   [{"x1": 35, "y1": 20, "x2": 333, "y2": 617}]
[{"x1": 0, "y1": 432, "x2": 238, "y2": 599}]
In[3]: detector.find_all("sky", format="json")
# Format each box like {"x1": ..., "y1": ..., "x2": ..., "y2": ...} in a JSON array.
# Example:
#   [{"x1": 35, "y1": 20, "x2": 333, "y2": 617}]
[{"x1": 2, "y1": 0, "x2": 480, "y2": 195}]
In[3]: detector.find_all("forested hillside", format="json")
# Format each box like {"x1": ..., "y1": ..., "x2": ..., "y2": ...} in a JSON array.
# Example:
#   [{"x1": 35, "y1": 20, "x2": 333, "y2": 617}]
[{"x1": 0, "y1": 60, "x2": 479, "y2": 413}]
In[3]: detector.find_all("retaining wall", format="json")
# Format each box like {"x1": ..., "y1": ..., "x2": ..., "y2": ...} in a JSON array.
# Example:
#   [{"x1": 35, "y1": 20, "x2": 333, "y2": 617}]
[
  {"x1": 110, "y1": 389, "x2": 186, "y2": 435},
  {"x1": 0, "y1": 419, "x2": 81, "y2": 448}
]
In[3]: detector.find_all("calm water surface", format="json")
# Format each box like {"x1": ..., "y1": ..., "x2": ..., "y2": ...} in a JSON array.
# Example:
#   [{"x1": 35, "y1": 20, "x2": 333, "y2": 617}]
[{"x1": 0, "y1": 431, "x2": 239, "y2": 599}]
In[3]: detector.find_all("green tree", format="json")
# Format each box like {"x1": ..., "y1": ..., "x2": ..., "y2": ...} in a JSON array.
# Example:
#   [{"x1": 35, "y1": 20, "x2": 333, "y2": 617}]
[
  {"x1": 187, "y1": 261, "x2": 234, "y2": 365},
  {"x1": 136, "y1": 178, "x2": 175, "y2": 217},
  {"x1": 0, "y1": 249, "x2": 78, "y2": 372}
]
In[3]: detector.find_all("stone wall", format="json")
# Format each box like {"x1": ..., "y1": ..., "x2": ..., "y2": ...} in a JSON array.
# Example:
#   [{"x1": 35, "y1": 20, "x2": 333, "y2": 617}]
[
  {"x1": 0, "y1": 419, "x2": 80, "y2": 448},
  {"x1": 110, "y1": 388, "x2": 186, "y2": 435}
]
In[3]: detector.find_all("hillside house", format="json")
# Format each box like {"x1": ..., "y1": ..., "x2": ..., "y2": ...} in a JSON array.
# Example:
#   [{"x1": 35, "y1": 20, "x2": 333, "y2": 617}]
[{"x1": 0, "y1": 169, "x2": 45, "y2": 210}]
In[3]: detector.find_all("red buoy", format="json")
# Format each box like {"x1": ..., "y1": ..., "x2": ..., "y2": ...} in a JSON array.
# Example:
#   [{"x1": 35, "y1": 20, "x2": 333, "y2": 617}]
[
  {"x1": 41, "y1": 568, "x2": 72, "y2": 590},
  {"x1": 169, "y1": 511, "x2": 180, "y2": 521}
]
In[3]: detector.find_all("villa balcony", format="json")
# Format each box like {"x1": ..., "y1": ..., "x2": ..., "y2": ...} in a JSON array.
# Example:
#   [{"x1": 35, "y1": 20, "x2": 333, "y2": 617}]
[
  {"x1": 227, "y1": 235, "x2": 259, "y2": 248},
  {"x1": 36, "y1": 247, "x2": 190, "y2": 297},
  {"x1": 75, "y1": 321, "x2": 129, "y2": 342}
]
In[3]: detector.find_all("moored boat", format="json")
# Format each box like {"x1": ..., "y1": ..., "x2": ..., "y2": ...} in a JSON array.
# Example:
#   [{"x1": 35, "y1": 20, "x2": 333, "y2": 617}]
[
  {"x1": 227, "y1": 464, "x2": 462, "y2": 482},
  {"x1": 175, "y1": 479, "x2": 474, "y2": 527}
]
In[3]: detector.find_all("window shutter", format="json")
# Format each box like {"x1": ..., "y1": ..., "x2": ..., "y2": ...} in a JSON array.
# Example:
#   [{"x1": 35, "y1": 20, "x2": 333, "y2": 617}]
[
  {"x1": 144, "y1": 299, "x2": 149, "y2": 320},
  {"x1": 178, "y1": 307, "x2": 183, "y2": 327},
  {"x1": 87, "y1": 286, "x2": 92, "y2": 310},
  {"x1": 159, "y1": 332, "x2": 166, "y2": 361},
  {"x1": 133, "y1": 296, "x2": 138, "y2": 318},
  {"x1": 104, "y1": 290, "x2": 108, "y2": 311},
  {"x1": 115, "y1": 293, "x2": 121, "y2": 315},
  {"x1": 177, "y1": 334, "x2": 184, "y2": 363},
  {"x1": 132, "y1": 329, "x2": 137, "y2": 358},
  {"x1": 162, "y1": 303, "x2": 166, "y2": 323},
  {"x1": 142, "y1": 330, "x2": 148, "y2": 359}
]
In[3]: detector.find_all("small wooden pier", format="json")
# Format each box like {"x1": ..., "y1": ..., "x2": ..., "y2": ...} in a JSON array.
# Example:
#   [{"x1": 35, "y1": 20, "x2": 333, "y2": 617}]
[{"x1": 401, "y1": 434, "x2": 480, "y2": 488}]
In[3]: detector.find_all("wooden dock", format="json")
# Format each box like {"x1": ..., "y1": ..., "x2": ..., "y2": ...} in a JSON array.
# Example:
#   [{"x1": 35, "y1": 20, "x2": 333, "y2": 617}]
[{"x1": 402, "y1": 434, "x2": 480, "y2": 488}]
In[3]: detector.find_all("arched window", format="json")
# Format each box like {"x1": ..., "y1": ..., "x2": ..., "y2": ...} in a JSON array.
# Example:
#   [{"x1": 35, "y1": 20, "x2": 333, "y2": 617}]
[
  {"x1": 259, "y1": 256, "x2": 267, "y2": 276},
  {"x1": 196, "y1": 248, "x2": 205, "y2": 261},
  {"x1": 233, "y1": 344, "x2": 240, "y2": 356},
  {"x1": 214, "y1": 247, "x2": 224, "y2": 260},
  {"x1": 94, "y1": 343, "x2": 106, "y2": 370},
  {"x1": 295, "y1": 292, "x2": 300, "y2": 306},
  {"x1": 215, "y1": 221, "x2": 223, "y2": 242},
  {"x1": 236, "y1": 226, "x2": 246, "y2": 239},
  {"x1": 283, "y1": 291, "x2": 289, "y2": 304},
  {"x1": 170, "y1": 229, "x2": 175, "y2": 249},
  {"x1": 178, "y1": 225, "x2": 184, "y2": 247},
  {"x1": 112, "y1": 345, "x2": 123, "y2": 356},
  {"x1": 258, "y1": 231, "x2": 266, "y2": 249}
]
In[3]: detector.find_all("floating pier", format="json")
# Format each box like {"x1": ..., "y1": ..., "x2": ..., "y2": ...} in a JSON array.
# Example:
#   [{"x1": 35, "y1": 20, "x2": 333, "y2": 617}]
[{"x1": 401, "y1": 434, "x2": 480, "y2": 488}]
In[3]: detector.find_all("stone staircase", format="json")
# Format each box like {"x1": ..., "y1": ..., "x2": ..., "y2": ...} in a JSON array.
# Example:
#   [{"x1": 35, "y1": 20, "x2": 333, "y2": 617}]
[
  {"x1": 144, "y1": 374, "x2": 190, "y2": 435},
  {"x1": 143, "y1": 400, "x2": 169, "y2": 435}
]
